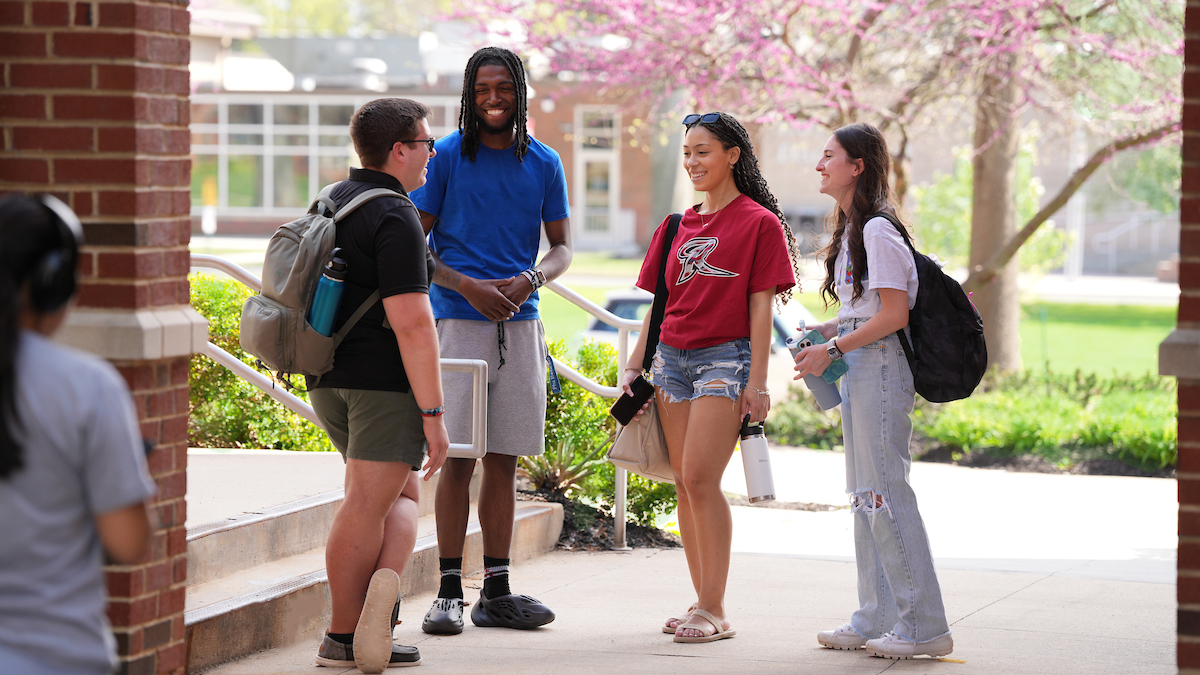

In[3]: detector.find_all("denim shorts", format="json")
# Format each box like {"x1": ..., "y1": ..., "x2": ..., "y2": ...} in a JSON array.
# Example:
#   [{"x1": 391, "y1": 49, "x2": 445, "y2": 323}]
[{"x1": 650, "y1": 338, "x2": 751, "y2": 404}]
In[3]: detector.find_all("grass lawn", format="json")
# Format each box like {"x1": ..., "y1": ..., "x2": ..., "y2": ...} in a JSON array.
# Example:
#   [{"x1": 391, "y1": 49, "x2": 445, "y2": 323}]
[
  {"x1": 539, "y1": 285, "x2": 618, "y2": 349},
  {"x1": 541, "y1": 283, "x2": 1176, "y2": 377},
  {"x1": 1019, "y1": 303, "x2": 1175, "y2": 377},
  {"x1": 562, "y1": 252, "x2": 644, "y2": 278}
]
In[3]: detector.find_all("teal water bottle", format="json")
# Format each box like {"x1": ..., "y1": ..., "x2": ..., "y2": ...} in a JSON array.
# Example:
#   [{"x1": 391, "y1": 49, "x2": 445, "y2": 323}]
[{"x1": 308, "y1": 249, "x2": 347, "y2": 337}]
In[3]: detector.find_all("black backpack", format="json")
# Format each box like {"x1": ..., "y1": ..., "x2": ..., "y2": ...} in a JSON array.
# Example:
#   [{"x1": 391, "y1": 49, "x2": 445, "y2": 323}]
[{"x1": 869, "y1": 213, "x2": 987, "y2": 403}]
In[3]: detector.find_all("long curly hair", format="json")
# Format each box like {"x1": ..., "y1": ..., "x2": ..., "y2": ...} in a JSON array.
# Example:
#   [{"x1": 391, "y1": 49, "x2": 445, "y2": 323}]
[
  {"x1": 687, "y1": 112, "x2": 802, "y2": 303},
  {"x1": 817, "y1": 123, "x2": 905, "y2": 308},
  {"x1": 458, "y1": 47, "x2": 530, "y2": 163}
]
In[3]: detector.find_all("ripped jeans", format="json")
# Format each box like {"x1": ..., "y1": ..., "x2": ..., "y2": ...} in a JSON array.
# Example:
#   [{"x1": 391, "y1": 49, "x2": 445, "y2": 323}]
[
  {"x1": 840, "y1": 317, "x2": 950, "y2": 643},
  {"x1": 650, "y1": 338, "x2": 750, "y2": 405}
]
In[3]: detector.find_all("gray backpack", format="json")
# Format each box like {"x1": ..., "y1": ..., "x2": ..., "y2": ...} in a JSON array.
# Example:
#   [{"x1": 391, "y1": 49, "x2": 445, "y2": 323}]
[{"x1": 239, "y1": 182, "x2": 413, "y2": 378}]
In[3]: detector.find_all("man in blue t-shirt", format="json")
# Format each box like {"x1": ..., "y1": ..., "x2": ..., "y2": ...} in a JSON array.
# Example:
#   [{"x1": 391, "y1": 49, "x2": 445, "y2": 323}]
[{"x1": 411, "y1": 46, "x2": 571, "y2": 635}]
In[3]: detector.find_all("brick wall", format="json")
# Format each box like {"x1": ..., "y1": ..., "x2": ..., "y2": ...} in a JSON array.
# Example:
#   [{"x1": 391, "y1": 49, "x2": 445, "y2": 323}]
[
  {"x1": 1182, "y1": 3, "x2": 1200, "y2": 673},
  {"x1": 0, "y1": 1, "x2": 191, "y2": 674}
]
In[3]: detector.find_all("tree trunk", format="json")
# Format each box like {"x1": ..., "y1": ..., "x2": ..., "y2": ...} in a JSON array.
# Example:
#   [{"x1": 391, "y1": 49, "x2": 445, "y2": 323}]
[{"x1": 970, "y1": 69, "x2": 1022, "y2": 373}]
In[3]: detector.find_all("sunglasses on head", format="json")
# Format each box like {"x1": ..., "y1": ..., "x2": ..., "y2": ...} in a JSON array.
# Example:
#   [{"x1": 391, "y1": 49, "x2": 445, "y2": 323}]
[{"x1": 682, "y1": 113, "x2": 721, "y2": 126}]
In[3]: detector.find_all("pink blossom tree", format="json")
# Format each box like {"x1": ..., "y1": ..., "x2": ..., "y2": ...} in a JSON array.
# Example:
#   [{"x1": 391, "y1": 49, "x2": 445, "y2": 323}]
[{"x1": 471, "y1": 0, "x2": 1181, "y2": 370}]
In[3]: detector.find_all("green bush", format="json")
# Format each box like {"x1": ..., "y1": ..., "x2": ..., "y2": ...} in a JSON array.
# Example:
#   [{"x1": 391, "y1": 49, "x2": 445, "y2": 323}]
[
  {"x1": 527, "y1": 340, "x2": 677, "y2": 527},
  {"x1": 542, "y1": 339, "x2": 617, "y2": 453},
  {"x1": 586, "y1": 461, "x2": 678, "y2": 528},
  {"x1": 918, "y1": 370, "x2": 1176, "y2": 469},
  {"x1": 767, "y1": 369, "x2": 1176, "y2": 471},
  {"x1": 766, "y1": 384, "x2": 843, "y2": 449},
  {"x1": 189, "y1": 274, "x2": 333, "y2": 451}
]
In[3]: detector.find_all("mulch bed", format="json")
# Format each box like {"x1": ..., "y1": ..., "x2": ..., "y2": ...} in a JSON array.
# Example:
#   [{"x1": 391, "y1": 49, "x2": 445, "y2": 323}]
[{"x1": 520, "y1": 488, "x2": 681, "y2": 551}]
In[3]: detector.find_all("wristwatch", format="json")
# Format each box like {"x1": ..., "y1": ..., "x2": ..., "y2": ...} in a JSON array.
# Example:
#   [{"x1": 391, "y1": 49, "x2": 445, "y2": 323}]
[{"x1": 825, "y1": 339, "x2": 844, "y2": 361}]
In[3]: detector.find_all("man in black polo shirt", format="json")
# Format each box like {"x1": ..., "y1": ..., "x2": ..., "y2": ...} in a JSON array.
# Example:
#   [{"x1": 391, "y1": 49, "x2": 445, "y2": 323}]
[{"x1": 310, "y1": 98, "x2": 448, "y2": 673}]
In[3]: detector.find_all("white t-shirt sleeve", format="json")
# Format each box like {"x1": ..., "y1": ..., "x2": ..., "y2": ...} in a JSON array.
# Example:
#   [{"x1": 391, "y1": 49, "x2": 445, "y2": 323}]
[
  {"x1": 82, "y1": 364, "x2": 157, "y2": 516},
  {"x1": 863, "y1": 217, "x2": 917, "y2": 307}
]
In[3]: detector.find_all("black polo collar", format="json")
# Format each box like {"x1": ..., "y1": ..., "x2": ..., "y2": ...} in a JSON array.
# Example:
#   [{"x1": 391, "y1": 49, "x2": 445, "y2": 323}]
[{"x1": 348, "y1": 167, "x2": 407, "y2": 195}]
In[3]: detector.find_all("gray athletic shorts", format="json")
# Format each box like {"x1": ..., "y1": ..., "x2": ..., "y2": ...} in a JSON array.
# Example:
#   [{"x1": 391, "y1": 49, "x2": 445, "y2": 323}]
[
  {"x1": 309, "y1": 387, "x2": 426, "y2": 468},
  {"x1": 436, "y1": 318, "x2": 546, "y2": 457}
]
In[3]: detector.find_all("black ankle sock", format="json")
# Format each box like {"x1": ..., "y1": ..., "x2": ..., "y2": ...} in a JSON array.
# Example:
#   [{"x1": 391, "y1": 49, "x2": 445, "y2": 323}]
[
  {"x1": 438, "y1": 557, "x2": 463, "y2": 600},
  {"x1": 328, "y1": 632, "x2": 353, "y2": 645},
  {"x1": 482, "y1": 555, "x2": 511, "y2": 599}
]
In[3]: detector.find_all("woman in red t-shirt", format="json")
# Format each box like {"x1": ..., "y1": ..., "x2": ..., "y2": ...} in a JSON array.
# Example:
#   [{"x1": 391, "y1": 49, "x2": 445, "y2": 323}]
[{"x1": 620, "y1": 112, "x2": 800, "y2": 643}]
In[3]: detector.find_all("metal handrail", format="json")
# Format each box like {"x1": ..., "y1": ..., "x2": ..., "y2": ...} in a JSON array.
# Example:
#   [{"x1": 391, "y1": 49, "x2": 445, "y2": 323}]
[
  {"x1": 192, "y1": 254, "x2": 262, "y2": 292},
  {"x1": 542, "y1": 279, "x2": 636, "y2": 549},
  {"x1": 1091, "y1": 211, "x2": 1180, "y2": 275},
  {"x1": 191, "y1": 254, "x2": 637, "y2": 549},
  {"x1": 190, "y1": 255, "x2": 488, "y2": 459}
]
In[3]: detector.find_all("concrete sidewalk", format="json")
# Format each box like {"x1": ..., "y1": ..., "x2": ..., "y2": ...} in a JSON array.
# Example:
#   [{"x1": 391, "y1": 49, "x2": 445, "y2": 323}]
[
  {"x1": 193, "y1": 445, "x2": 1176, "y2": 674},
  {"x1": 206, "y1": 548, "x2": 1174, "y2": 675}
]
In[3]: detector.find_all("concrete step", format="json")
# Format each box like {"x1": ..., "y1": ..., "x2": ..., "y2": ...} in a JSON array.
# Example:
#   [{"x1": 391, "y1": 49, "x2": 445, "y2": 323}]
[
  {"x1": 187, "y1": 468, "x2": 482, "y2": 587},
  {"x1": 184, "y1": 500, "x2": 563, "y2": 673}
]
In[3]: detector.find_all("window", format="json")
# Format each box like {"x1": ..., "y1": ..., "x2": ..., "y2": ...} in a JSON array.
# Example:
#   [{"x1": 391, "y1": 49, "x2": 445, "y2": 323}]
[
  {"x1": 190, "y1": 94, "x2": 458, "y2": 216},
  {"x1": 573, "y1": 106, "x2": 621, "y2": 243}
]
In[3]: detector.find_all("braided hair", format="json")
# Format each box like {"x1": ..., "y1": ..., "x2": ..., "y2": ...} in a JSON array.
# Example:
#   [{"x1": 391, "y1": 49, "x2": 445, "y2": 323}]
[
  {"x1": 817, "y1": 123, "x2": 902, "y2": 309},
  {"x1": 687, "y1": 112, "x2": 803, "y2": 303},
  {"x1": 458, "y1": 47, "x2": 530, "y2": 163}
]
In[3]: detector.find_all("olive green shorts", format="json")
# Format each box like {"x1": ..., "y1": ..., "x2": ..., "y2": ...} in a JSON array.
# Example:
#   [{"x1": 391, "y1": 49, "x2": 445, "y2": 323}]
[{"x1": 309, "y1": 387, "x2": 426, "y2": 469}]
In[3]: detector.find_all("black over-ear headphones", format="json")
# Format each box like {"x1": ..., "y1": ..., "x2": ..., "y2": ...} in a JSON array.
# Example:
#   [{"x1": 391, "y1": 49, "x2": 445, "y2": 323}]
[{"x1": 31, "y1": 195, "x2": 84, "y2": 312}]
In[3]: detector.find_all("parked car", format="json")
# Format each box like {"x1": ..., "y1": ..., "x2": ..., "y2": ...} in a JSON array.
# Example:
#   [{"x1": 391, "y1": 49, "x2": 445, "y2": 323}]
[{"x1": 582, "y1": 287, "x2": 819, "y2": 353}]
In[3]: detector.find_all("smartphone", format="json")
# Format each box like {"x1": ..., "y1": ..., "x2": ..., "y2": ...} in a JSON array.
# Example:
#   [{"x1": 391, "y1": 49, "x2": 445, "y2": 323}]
[{"x1": 610, "y1": 374, "x2": 654, "y2": 425}]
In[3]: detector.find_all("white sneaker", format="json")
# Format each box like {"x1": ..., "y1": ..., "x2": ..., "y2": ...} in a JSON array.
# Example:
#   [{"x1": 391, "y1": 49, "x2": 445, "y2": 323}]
[
  {"x1": 865, "y1": 632, "x2": 953, "y2": 659},
  {"x1": 817, "y1": 623, "x2": 868, "y2": 650}
]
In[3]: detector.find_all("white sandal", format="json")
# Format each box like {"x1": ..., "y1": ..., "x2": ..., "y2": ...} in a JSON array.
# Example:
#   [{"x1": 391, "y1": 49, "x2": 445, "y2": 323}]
[
  {"x1": 662, "y1": 603, "x2": 698, "y2": 634},
  {"x1": 673, "y1": 608, "x2": 736, "y2": 644}
]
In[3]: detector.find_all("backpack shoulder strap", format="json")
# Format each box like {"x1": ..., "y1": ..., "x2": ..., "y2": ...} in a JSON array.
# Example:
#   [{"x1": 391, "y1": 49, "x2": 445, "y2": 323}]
[
  {"x1": 309, "y1": 182, "x2": 340, "y2": 217},
  {"x1": 319, "y1": 188, "x2": 414, "y2": 351},
  {"x1": 332, "y1": 289, "x2": 381, "y2": 349},
  {"x1": 334, "y1": 188, "x2": 414, "y2": 223},
  {"x1": 866, "y1": 211, "x2": 916, "y2": 254},
  {"x1": 866, "y1": 211, "x2": 919, "y2": 371},
  {"x1": 642, "y1": 213, "x2": 682, "y2": 373}
]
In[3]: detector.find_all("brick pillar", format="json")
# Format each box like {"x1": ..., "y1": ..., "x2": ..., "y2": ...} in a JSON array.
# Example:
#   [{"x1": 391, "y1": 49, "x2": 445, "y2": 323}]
[
  {"x1": 1174, "y1": 3, "x2": 1200, "y2": 673},
  {"x1": 0, "y1": 1, "x2": 205, "y2": 674}
]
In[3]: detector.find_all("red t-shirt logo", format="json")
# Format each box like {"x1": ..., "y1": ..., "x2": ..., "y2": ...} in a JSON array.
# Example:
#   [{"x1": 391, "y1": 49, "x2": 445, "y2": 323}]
[{"x1": 676, "y1": 237, "x2": 738, "y2": 285}]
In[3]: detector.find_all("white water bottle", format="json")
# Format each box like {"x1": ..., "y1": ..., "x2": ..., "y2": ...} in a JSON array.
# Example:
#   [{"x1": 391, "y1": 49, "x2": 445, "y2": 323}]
[{"x1": 740, "y1": 416, "x2": 775, "y2": 504}]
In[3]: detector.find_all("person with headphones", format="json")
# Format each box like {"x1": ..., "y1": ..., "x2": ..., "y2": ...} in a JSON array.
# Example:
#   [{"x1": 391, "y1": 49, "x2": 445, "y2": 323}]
[{"x1": 0, "y1": 194, "x2": 156, "y2": 675}]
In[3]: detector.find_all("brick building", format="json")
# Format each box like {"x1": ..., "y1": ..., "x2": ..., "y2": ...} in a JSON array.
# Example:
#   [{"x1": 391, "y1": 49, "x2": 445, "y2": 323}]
[
  {"x1": 0, "y1": 1, "x2": 207, "y2": 674},
  {"x1": 1, "y1": 2, "x2": 1195, "y2": 673},
  {"x1": 1171, "y1": 4, "x2": 1200, "y2": 672}
]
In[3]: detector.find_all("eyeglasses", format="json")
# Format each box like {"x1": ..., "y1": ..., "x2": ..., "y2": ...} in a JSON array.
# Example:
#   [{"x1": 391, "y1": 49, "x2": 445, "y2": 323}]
[
  {"x1": 401, "y1": 138, "x2": 437, "y2": 152},
  {"x1": 682, "y1": 113, "x2": 721, "y2": 126}
]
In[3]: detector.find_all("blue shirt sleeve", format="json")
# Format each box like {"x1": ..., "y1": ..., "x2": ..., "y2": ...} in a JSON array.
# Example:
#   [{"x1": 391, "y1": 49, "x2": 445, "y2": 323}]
[
  {"x1": 410, "y1": 145, "x2": 449, "y2": 217},
  {"x1": 541, "y1": 154, "x2": 570, "y2": 223}
]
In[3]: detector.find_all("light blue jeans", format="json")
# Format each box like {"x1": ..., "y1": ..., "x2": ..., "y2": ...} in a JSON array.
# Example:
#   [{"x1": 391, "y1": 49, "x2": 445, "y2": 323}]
[{"x1": 839, "y1": 317, "x2": 950, "y2": 643}]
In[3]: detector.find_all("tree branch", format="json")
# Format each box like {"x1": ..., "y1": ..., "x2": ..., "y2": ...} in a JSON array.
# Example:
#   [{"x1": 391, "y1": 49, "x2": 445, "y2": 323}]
[
  {"x1": 962, "y1": 121, "x2": 1180, "y2": 292},
  {"x1": 1039, "y1": 0, "x2": 1118, "y2": 31},
  {"x1": 845, "y1": 1, "x2": 890, "y2": 67}
]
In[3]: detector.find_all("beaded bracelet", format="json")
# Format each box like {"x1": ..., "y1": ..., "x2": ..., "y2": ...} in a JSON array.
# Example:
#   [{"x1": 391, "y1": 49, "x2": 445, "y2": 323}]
[{"x1": 419, "y1": 405, "x2": 445, "y2": 417}]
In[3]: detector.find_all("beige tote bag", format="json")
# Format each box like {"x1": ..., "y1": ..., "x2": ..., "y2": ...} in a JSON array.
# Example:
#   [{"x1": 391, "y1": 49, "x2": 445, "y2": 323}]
[{"x1": 607, "y1": 398, "x2": 674, "y2": 483}]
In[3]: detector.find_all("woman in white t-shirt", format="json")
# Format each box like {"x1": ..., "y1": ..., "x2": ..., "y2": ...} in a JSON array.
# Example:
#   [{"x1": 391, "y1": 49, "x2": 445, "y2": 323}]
[
  {"x1": 792, "y1": 123, "x2": 953, "y2": 660},
  {"x1": 0, "y1": 194, "x2": 155, "y2": 675}
]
